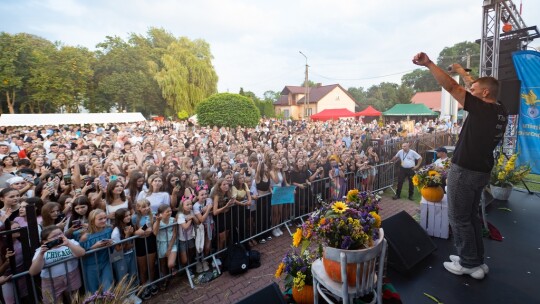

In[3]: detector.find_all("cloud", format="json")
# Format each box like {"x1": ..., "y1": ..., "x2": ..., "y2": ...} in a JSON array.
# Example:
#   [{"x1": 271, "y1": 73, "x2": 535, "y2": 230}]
[{"x1": 2, "y1": 0, "x2": 539, "y2": 97}]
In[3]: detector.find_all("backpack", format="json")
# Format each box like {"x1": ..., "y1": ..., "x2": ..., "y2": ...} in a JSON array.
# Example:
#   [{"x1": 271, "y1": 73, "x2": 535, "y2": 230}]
[
  {"x1": 248, "y1": 250, "x2": 261, "y2": 269},
  {"x1": 227, "y1": 243, "x2": 250, "y2": 275}
]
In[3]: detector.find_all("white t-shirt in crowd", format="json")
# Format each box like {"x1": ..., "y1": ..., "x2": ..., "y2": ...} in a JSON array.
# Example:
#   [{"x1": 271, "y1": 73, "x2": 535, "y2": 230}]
[
  {"x1": 32, "y1": 239, "x2": 80, "y2": 278},
  {"x1": 177, "y1": 211, "x2": 195, "y2": 241},
  {"x1": 136, "y1": 191, "x2": 170, "y2": 214}
]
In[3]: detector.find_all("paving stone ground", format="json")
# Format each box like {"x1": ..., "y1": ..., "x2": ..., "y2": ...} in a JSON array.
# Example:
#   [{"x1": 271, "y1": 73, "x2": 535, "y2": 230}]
[{"x1": 149, "y1": 195, "x2": 419, "y2": 304}]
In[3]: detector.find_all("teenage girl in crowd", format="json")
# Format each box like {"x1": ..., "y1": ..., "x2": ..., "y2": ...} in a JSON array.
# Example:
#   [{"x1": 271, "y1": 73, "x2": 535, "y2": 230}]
[
  {"x1": 193, "y1": 185, "x2": 212, "y2": 272},
  {"x1": 177, "y1": 197, "x2": 198, "y2": 271},
  {"x1": 105, "y1": 180, "x2": 129, "y2": 223},
  {"x1": 137, "y1": 174, "x2": 170, "y2": 214},
  {"x1": 212, "y1": 178, "x2": 235, "y2": 251},
  {"x1": 0, "y1": 188, "x2": 20, "y2": 227},
  {"x1": 29, "y1": 226, "x2": 85, "y2": 304},
  {"x1": 1, "y1": 220, "x2": 28, "y2": 304},
  {"x1": 132, "y1": 199, "x2": 158, "y2": 300},
  {"x1": 111, "y1": 208, "x2": 137, "y2": 285},
  {"x1": 77, "y1": 209, "x2": 114, "y2": 293},
  {"x1": 64, "y1": 196, "x2": 91, "y2": 238},
  {"x1": 153, "y1": 204, "x2": 177, "y2": 290},
  {"x1": 125, "y1": 172, "x2": 146, "y2": 209}
]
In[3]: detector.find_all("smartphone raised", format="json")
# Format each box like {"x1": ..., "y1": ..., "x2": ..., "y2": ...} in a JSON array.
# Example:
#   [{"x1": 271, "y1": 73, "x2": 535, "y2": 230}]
[
  {"x1": 45, "y1": 238, "x2": 63, "y2": 249},
  {"x1": 63, "y1": 174, "x2": 72, "y2": 185},
  {"x1": 99, "y1": 175, "x2": 107, "y2": 188},
  {"x1": 141, "y1": 223, "x2": 148, "y2": 231}
]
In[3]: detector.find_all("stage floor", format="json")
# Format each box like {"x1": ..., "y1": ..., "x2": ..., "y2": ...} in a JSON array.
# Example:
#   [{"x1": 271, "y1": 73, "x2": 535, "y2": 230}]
[{"x1": 388, "y1": 189, "x2": 540, "y2": 304}]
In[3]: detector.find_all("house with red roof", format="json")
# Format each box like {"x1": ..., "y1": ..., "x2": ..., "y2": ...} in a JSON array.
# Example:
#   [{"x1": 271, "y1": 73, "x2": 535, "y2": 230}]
[
  {"x1": 273, "y1": 83, "x2": 359, "y2": 120},
  {"x1": 411, "y1": 91, "x2": 463, "y2": 112}
]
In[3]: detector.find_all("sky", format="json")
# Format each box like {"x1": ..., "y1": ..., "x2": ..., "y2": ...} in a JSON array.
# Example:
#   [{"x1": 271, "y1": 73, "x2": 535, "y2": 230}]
[{"x1": 2, "y1": 0, "x2": 539, "y2": 97}]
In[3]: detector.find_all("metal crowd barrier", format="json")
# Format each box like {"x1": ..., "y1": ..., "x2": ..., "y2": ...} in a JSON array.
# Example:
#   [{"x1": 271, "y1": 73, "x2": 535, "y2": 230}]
[{"x1": 0, "y1": 162, "x2": 398, "y2": 302}]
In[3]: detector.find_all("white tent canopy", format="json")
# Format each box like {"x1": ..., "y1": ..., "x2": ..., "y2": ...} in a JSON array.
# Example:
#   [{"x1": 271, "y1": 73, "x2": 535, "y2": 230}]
[{"x1": 0, "y1": 113, "x2": 146, "y2": 126}]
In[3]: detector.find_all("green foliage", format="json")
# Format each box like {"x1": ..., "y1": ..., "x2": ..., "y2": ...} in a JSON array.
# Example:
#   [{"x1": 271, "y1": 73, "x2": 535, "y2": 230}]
[
  {"x1": 239, "y1": 87, "x2": 275, "y2": 118},
  {"x1": 196, "y1": 93, "x2": 260, "y2": 128},
  {"x1": 154, "y1": 37, "x2": 218, "y2": 115},
  {"x1": 349, "y1": 83, "x2": 414, "y2": 112},
  {"x1": 177, "y1": 110, "x2": 189, "y2": 120},
  {"x1": 401, "y1": 41, "x2": 480, "y2": 93}
]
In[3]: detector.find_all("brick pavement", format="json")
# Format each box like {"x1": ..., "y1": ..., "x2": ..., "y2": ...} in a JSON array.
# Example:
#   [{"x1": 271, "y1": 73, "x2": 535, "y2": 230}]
[{"x1": 149, "y1": 196, "x2": 419, "y2": 304}]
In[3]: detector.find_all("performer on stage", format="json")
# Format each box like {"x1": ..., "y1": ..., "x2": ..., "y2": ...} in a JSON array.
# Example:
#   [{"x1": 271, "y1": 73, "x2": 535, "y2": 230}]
[{"x1": 413, "y1": 52, "x2": 508, "y2": 280}]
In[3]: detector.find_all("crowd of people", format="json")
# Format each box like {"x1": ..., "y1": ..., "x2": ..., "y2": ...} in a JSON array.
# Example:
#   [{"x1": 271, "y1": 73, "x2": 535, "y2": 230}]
[{"x1": 0, "y1": 116, "x2": 457, "y2": 303}]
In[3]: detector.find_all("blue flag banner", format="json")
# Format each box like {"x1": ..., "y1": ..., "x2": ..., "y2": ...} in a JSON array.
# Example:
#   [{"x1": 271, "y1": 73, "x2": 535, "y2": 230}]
[
  {"x1": 513, "y1": 50, "x2": 540, "y2": 174},
  {"x1": 271, "y1": 186, "x2": 296, "y2": 205}
]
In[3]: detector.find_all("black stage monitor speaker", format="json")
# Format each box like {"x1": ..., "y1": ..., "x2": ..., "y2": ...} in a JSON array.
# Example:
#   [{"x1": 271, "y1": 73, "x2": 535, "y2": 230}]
[
  {"x1": 498, "y1": 79, "x2": 521, "y2": 115},
  {"x1": 236, "y1": 282, "x2": 286, "y2": 304},
  {"x1": 382, "y1": 211, "x2": 437, "y2": 272}
]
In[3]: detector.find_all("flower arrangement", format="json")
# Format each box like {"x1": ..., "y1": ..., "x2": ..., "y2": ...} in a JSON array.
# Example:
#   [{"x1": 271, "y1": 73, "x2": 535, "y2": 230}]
[
  {"x1": 275, "y1": 228, "x2": 319, "y2": 291},
  {"x1": 306, "y1": 189, "x2": 381, "y2": 250},
  {"x1": 412, "y1": 164, "x2": 446, "y2": 190},
  {"x1": 490, "y1": 153, "x2": 531, "y2": 187},
  {"x1": 275, "y1": 189, "x2": 382, "y2": 291}
]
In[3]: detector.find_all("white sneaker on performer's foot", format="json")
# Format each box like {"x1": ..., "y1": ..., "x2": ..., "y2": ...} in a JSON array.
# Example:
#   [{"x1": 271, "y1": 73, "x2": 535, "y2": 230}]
[
  {"x1": 443, "y1": 260, "x2": 485, "y2": 279},
  {"x1": 449, "y1": 255, "x2": 489, "y2": 274}
]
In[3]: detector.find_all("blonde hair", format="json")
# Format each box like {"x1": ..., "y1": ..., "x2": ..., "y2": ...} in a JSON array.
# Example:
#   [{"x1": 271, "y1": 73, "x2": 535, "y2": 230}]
[
  {"x1": 87, "y1": 209, "x2": 106, "y2": 234},
  {"x1": 134, "y1": 198, "x2": 153, "y2": 228},
  {"x1": 146, "y1": 174, "x2": 162, "y2": 195}
]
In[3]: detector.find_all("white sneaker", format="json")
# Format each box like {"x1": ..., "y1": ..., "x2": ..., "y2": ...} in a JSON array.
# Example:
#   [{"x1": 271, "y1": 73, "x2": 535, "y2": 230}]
[
  {"x1": 272, "y1": 228, "x2": 281, "y2": 237},
  {"x1": 202, "y1": 260, "x2": 210, "y2": 272},
  {"x1": 443, "y1": 260, "x2": 485, "y2": 279},
  {"x1": 449, "y1": 255, "x2": 489, "y2": 274},
  {"x1": 196, "y1": 261, "x2": 203, "y2": 273},
  {"x1": 277, "y1": 228, "x2": 284, "y2": 236}
]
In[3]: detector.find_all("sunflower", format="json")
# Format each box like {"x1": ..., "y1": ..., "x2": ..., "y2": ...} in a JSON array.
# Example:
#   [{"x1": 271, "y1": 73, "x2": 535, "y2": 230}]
[
  {"x1": 412, "y1": 175, "x2": 419, "y2": 186},
  {"x1": 428, "y1": 170, "x2": 440, "y2": 177},
  {"x1": 275, "y1": 262, "x2": 285, "y2": 278},
  {"x1": 292, "y1": 228, "x2": 303, "y2": 247},
  {"x1": 332, "y1": 201, "x2": 349, "y2": 214},
  {"x1": 370, "y1": 211, "x2": 381, "y2": 228}
]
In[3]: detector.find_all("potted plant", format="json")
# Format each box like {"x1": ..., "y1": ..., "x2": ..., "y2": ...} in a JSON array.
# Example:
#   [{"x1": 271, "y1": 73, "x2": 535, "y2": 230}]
[
  {"x1": 275, "y1": 228, "x2": 319, "y2": 304},
  {"x1": 299, "y1": 189, "x2": 382, "y2": 286},
  {"x1": 489, "y1": 153, "x2": 530, "y2": 200},
  {"x1": 413, "y1": 164, "x2": 446, "y2": 202}
]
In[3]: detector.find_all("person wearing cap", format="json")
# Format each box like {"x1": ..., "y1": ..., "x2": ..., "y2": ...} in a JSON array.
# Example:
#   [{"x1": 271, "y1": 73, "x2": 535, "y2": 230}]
[{"x1": 433, "y1": 147, "x2": 449, "y2": 168}]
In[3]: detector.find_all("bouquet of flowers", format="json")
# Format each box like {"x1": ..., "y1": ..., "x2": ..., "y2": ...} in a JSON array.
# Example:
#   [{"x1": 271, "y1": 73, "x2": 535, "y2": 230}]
[
  {"x1": 275, "y1": 228, "x2": 319, "y2": 291},
  {"x1": 490, "y1": 153, "x2": 531, "y2": 187},
  {"x1": 413, "y1": 164, "x2": 445, "y2": 190},
  {"x1": 304, "y1": 189, "x2": 381, "y2": 251}
]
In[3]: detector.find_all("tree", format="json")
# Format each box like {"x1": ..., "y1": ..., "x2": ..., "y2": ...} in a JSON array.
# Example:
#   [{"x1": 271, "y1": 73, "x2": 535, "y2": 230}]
[
  {"x1": 28, "y1": 45, "x2": 94, "y2": 113},
  {"x1": 196, "y1": 93, "x2": 260, "y2": 128},
  {"x1": 92, "y1": 35, "x2": 165, "y2": 115},
  {"x1": 0, "y1": 32, "x2": 54, "y2": 113},
  {"x1": 401, "y1": 41, "x2": 480, "y2": 93},
  {"x1": 401, "y1": 69, "x2": 440, "y2": 92},
  {"x1": 363, "y1": 82, "x2": 413, "y2": 112},
  {"x1": 154, "y1": 37, "x2": 218, "y2": 115},
  {"x1": 348, "y1": 86, "x2": 368, "y2": 110}
]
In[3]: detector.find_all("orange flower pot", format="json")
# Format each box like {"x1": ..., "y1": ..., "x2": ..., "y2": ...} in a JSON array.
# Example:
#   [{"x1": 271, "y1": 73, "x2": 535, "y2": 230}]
[
  {"x1": 421, "y1": 186, "x2": 444, "y2": 202},
  {"x1": 292, "y1": 285, "x2": 314, "y2": 304}
]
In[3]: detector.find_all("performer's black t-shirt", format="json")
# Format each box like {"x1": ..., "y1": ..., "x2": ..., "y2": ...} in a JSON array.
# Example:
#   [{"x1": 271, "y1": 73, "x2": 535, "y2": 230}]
[{"x1": 452, "y1": 92, "x2": 508, "y2": 173}]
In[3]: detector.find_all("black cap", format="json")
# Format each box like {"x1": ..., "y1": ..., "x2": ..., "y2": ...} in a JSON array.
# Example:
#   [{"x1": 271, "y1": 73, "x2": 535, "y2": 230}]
[{"x1": 435, "y1": 147, "x2": 448, "y2": 153}]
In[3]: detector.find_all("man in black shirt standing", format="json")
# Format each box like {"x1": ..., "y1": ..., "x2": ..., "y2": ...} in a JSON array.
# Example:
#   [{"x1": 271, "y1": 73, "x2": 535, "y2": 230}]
[{"x1": 413, "y1": 52, "x2": 508, "y2": 280}]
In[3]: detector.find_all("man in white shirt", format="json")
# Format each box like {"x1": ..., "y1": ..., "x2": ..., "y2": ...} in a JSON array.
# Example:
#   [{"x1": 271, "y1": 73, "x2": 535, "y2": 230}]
[
  {"x1": 433, "y1": 147, "x2": 449, "y2": 168},
  {"x1": 391, "y1": 142, "x2": 422, "y2": 200}
]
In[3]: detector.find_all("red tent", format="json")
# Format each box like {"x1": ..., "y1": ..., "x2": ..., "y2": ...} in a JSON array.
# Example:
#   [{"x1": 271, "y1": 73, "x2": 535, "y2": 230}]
[
  {"x1": 355, "y1": 106, "x2": 381, "y2": 117},
  {"x1": 310, "y1": 108, "x2": 356, "y2": 121}
]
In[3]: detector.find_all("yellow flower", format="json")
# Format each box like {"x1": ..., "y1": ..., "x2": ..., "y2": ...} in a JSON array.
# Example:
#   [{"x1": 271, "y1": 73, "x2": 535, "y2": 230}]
[
  {"x1": 497, "y1": 154, "x2": 505, "y2": 167},
  {"x1": 346, "y1": 189, "x2": 359, "y2": 202},
  {"x1": 292, "y1": 228, "x2": 302, "y2": 247},
  {"x1": 428, "y1": 170, "x2": 439, "y2": 177},
  {"x1": 412, "y1": 175, "x2": 419, "y2": 186},
  {"x1": 332, "y1": 201, "x2": 349, "y2": 214},
  {"x1": 275, "y1": 262, "x2": 285, "y2": 278},
  {"x1": 370, "y1": 211, "x2": 381, "y2": 228},
  {"x1": 319, "y1": 217, "x2": 326, "y2": 225},
  {"x1": 293, "y1": 271, "x2": 306, "y2": 290}
]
